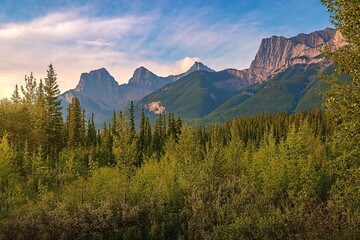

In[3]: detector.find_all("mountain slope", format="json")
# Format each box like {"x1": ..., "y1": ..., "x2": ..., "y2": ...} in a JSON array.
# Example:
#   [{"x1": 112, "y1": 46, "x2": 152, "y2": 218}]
[
  {"x1": 59, "y1": 62, "x2": 215, "y2": 125},
  {"x1": 139, "y1": 70, "x2": 237, "y2": 119},
  {"x1": 198, "y1": 64, "x2": 329, "y2": 124}
]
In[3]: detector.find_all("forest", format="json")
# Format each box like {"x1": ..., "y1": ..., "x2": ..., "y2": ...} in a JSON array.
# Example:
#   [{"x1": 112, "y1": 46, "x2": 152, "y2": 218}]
[{"x1": 0, "y1": 0, "x2": 359, "y2": 239}]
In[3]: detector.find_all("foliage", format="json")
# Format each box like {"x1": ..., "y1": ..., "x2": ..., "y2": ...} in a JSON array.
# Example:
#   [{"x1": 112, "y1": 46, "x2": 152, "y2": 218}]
[
  {"x1": 1, "y1": 2, "x2": 359, "y2": 236},
  {"x1": 321, "y1": 0, "x2": 360, "y2": 236}
]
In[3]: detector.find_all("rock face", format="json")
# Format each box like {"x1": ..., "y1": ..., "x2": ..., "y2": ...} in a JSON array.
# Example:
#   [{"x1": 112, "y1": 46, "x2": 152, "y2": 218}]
[
  {"x1": 249, "y1": 27, "x2": 345, "y2": 79},
  {"x1": 73, "y1": 68, "x2": 122, "y2": 108},
  {"x1": 216, "y1": 28, "x2": 345, "y2": 90}
]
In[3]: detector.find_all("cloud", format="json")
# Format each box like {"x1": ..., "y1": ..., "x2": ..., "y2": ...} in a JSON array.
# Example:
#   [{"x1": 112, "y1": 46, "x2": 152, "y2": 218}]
[
  {"x1": 0, "y1": 10, "x2": 155, "y2": 98},
  {"x1": 137, "y1": 9, "x2": 268, "y2": 72},
  {"x1": 0, "y1": 4, "x2": 271, "y2": 99},
  {"x1": 171, "y1": 57, "x2": 201, "y2": 74}
]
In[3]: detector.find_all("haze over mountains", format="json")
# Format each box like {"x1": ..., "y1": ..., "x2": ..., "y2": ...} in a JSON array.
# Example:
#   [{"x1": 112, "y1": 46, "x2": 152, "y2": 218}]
[{"x1": 59, "y1": 28, "x2": 345, "y2": 125}]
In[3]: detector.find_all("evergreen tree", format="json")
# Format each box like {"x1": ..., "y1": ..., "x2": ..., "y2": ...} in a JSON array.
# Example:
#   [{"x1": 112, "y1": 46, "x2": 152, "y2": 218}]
[
  {"x1": 31, "y1": 79, "x2": 48, "y2": 151},
  {"x1": 151, "y1": 116, "x2": 161, "y2": 159},
  {"x1": 113, "y1": 106, "x2": 137, "y2": 171},
  {"x1": 21, "y1": 72, "x2": 37, "y2": 106},
  {"x1": 66, "y1": 97, "x2": 82, "y2": 147},
  {"x1": 80, "y1": 109, "x2": 86, "y2": 146},
  {"x1": 128, "y1": 101, "x2": 136, "y2": 143},
  {"x1": 43, "y1": 64, "x2": 64, "y2": 154},
  {"x1": 36, "y1": 79, "x2": 45, "y2": 103},
  {"x1": 175, "y1": 116, "x2": 182, "y2": 137},
  {"x1": 111, "y1": 110, "x2": 117, "y2": 136},
  {"x1": 87, "y1": 113, "x2": 97, "y2": 147},
  {"x1": 11, "y1": 85, "x2": 21, "y2": 104},
  {"x1": 99, "y1": 122, "x2": 113, "y2": 165},
  {"x1": 144, "y1": 116, "x2": 152, "y2": 156},
  {"x1": 136, "y1": 108, "x2": 146, "y2": 165}
]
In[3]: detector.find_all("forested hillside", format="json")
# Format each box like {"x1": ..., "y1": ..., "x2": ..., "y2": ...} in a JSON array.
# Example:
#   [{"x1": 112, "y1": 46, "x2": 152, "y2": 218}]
[{"x1": 0, "y1": 0, "x2": 359, "y2": 239}]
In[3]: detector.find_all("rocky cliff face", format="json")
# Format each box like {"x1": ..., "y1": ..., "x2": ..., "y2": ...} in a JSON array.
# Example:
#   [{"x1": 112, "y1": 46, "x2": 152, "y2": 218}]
[
  {"x1": 249, "y1": 27, "x2": 345, "y2": 79},
  {"x1": 215, "y1": 28, "x2": 345, "y2": 90},
  {"x1": 73, "y1": 68, "x2": 122, "y2": 107}
]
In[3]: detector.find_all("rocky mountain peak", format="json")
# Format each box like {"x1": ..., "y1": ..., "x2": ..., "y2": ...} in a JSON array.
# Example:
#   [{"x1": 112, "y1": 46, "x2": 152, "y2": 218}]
[
  {"x1": 249, "y1": 28, "x2": 345, "y2": 78},
  {"x1": 128, "y1": 66, "x2": 159, "y2": 84},
  {"x1": 189, "y1": 61, "x2": 215, "y2": 72},
  {"x1": 75, "y1": 68, "x2": 118, "y2": 92},
  {"x1": 171, "y1": 61, "x2": 215, "y2": 81}
]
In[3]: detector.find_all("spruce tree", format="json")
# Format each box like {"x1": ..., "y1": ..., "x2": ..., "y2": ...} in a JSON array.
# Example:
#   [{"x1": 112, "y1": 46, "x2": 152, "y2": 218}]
[
  {"x1": 128, "y1": 101, "x2": 136, "y2": 143},
  {"x1": 136, "y1": 108, "x2": 146, "y2": 166},
  {"x1": 11, "y1": 85, "x2": 21, "y2": 104},
  {"x1": 80, "y1": 109, "x2": 86, "y2": 145},
  {"x1": 43, "y1": 63, "x2": 64, "y2": 154},
  {"x1": 144, "y1": 115, "x2": 152, "y2": 155},
  {"x1": 87, "y1": 112, "x2": 97, "y2": 146},
  {"x1": 21, "y1": 72, "x2": 37, "y2": 106},
  {"x1": 32, "y1": 79, "x2": 47, "y2": 151},
  {"x1": 111, "y1": 110, "x2": 117, "y2": 136},
  {"x1": 66, "y1": 97, "x2": 82, "y2": 147}
]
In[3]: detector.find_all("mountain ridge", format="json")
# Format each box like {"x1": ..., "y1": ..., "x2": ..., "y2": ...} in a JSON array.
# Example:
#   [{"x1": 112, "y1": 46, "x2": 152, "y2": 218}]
[
  {"x1": 59, "y1": 61, "x2": 216, "y2": 124},
  {"x1": 59, "y1": 27, "x2": 345, "y2": 126}
]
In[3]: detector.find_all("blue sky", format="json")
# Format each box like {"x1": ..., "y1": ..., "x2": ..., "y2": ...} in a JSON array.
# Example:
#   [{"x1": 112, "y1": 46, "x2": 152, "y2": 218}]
[{"x1": 0, "y1": 0, "x2": 331, "y2": 98}]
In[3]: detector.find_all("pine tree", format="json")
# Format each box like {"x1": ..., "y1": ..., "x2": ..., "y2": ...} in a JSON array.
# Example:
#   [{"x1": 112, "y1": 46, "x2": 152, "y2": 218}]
[
  {"x1": 151, "y1": 117, "x2": 161, "y2": 159},
  {"x1": 144, "y1": 115, "x2": 152, "y2": 155},
  {"x1": 11, "y1": 85, "x2": 21, "y2": 104},
  {"x1": 32, "y1": 79, "x2": 47, "y2": 152},
  {"x1": 43, "y1": 64, "x2": 64, "y2": 154},
  {"x1": 87, "y1": 113, "x2": 97, "y2": 147},
  {"x1": 128, "y1": 101, "x2": 136, "y2": 143},
  {"x1": 136, "y1": 108, "x2": 146, "y2": 165},
  {"x1": 36, "y1": 79, "x2": 45, "y2": 103},
  {"x1": 113, "y1": 106, "x2": 137, "y2": 171},
  {"x1": 21, "y1": 72, "x2": 37, "y2": 106},
  {"x1": 99, "y1": 122, "x2": 113, "y2": 165},
  {"x1": 111, "y1": 110, "x2": 117, "y2": 136},
  {"x1": 80, "y1": 109, "x2": 86, "y2": 146},
  {"x1": 66, "y1": 97, "x2": 82, "y2": 147},
  {"x1": 175, "y1": 116, "x2": 182, "y2": 138}
]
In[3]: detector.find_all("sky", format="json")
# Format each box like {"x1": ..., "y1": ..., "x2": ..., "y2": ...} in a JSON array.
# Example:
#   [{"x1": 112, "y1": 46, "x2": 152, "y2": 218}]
[{"x1": 0, "y1": 0, "x2": 332, "y2": 98}]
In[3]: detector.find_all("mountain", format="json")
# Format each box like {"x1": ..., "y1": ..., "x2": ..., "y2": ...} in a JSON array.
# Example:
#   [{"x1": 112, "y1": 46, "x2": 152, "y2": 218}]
[
  {"x1": 168, "y1": 61, "x2": 215, "y2": 81},
  {"x1": 249, "y1": 27, "x2": 345, "y2": 79},
  {"x1": 137, "y1": 28, "x2": 344, "y2": 123},
  {"x1": 139, "y1": 70, "x2": 237, "y2": 119},
  {"x1": 59, "y1": 62, "x2": 215, "y2": 125},
  {"x1": 198, "y1": 64, "x2": 331, "y2": 124},
  {"x1": 59, "y1": 28, "x2": 345, "y2": 126},
  {"x1": 214, "y1": 28, "x2": 345, "y2": 90}
]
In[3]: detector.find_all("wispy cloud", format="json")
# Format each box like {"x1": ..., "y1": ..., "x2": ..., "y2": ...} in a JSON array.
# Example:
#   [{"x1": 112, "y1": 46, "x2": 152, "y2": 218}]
[
  {"x1": 0, "y1": 6, "x2": 266, "y2": 98},
  {"x1": 0, "y1": 10, "x2": 154, "y2": 97}
]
